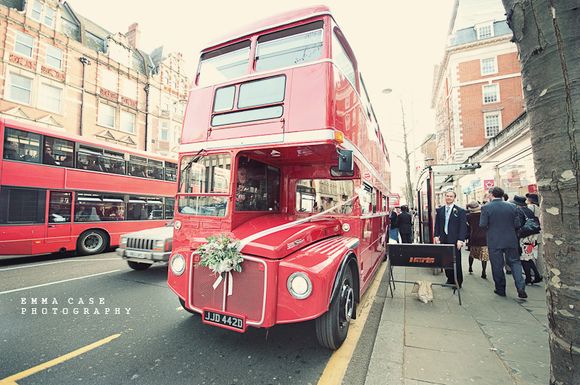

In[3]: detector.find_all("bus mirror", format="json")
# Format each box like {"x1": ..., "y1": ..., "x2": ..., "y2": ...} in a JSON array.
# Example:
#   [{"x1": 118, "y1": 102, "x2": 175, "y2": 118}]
[{"x1": 337, "y1": 149, "x2": 353, "y2": 172}]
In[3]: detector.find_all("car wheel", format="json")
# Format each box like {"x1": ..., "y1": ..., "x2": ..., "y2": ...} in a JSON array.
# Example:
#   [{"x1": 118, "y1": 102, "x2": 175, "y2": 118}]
[
  {"x1": 127, "y1": 261, "x2": 151, "y2": 270},
  {"x1": 77, "y1": 230, "x2": 108, "y2": 255},
  {"x1": 316, "y1": 265, "x2": 355, "y2": 350}
]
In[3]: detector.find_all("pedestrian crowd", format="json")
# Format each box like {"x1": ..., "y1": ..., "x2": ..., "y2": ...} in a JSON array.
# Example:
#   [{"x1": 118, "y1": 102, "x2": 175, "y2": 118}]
[{"x1": 391, "y1": 186, "x2": 543, "y2": 301}]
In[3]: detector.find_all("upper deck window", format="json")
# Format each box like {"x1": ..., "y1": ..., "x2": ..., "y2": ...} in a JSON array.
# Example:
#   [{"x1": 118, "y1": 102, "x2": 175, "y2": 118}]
[
  {"x1": 198, "y1": 41, "x2": 251, "y2": 87},
  {"x1": 256, "y1": 21, "x2": 324, "y2": 73},
  {"x1": 3, "y1": 128, "x2": 41, "y2": 163},
  {"x1": 332, "y1": 30, "x2": 356, "y2": 89}
]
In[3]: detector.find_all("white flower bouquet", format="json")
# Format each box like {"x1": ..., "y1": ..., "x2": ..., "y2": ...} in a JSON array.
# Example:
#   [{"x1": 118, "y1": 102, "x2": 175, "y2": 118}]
[{"x1": 195, "y1": 234, "x2": 243, "y2": 274}]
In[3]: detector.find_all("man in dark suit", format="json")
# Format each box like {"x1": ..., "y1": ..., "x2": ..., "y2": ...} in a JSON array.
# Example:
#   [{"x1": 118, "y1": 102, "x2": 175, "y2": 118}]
[
  {"x1": 397, "y1": 205, "x2": 413, "y2": 243},
  {"x1": 480, "y1": 187, "x2": 527, "y2": 299},
  {"x1": 434, "y1": 190, "x2": 468, "y2": 287}
]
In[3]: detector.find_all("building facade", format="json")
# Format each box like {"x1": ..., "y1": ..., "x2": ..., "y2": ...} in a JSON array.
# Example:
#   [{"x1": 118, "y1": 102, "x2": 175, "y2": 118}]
[
  {"x1": 432, "y1": 0, "x2": 524, "y2": 164},
  {"x1": 0, "y1": 0, "x2": 188, "y2": 157}
]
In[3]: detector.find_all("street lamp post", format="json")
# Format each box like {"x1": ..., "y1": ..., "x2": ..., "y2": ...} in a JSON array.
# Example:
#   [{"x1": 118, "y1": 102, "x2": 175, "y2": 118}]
[{"x1": 382, "y1": 88, "x2": 414, "y2": 207}]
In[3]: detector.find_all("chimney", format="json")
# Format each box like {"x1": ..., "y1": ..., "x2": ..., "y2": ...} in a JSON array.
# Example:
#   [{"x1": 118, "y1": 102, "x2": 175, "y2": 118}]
[{"x1": 126, "y1": 23, "x2": 140, "y2": 48}]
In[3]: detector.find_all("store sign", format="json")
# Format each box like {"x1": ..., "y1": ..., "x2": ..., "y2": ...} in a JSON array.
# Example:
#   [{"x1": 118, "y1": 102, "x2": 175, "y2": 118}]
[
  {"x1": 528, "y1": 184, "x2": 538, "y2": 193},
  {"x1": 388, "y1": 194, "x2": 400, "y2": 207},
  {"x1": 483, "y1": 179, "x2": 495, "y2": 190}
]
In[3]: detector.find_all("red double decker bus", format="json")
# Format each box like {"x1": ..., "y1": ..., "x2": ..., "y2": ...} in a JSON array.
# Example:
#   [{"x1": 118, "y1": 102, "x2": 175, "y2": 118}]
[
  {"x1": 168, "y1": 6, "x2": 391, "y2": 349},
  {"x1": 0, "y1": 119, "x2": 176, "y2": 256}
]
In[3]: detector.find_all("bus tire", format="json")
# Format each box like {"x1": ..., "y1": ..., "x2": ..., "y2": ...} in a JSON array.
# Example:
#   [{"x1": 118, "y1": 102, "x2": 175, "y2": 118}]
[
  {"x1": 127, "y1": 261, "x2": 151, "y2": 270},
  {"x1": 77, "y1": 229, "x2": 108, "y2": 255},
  {"x1": 315, "y1": 265, "x2": 355, "y2": 350},
  {"x1": 179, "y1": 298, "x2": 197, "y2": 315}
]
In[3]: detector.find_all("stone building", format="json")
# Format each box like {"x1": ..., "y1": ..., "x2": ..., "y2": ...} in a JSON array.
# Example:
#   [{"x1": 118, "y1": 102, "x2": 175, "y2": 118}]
[{"x1": 0, "y1": 0, "x2": 189, "y2": 157}]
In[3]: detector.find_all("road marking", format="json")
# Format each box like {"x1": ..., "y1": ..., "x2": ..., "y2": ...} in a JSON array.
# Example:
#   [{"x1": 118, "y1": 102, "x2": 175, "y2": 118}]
[
  {"x1": 317, "y1": 261, "x2": 387, "y2": 385},
  {"x1": 0, "y1": 269, "x2": 120, "y2": 295},
  {"x1": 0, "y1": 333, "x2": 121, "y2": 385},
  {"x1": 0, "y1": 258, "x2": 120, "y2": 272}
]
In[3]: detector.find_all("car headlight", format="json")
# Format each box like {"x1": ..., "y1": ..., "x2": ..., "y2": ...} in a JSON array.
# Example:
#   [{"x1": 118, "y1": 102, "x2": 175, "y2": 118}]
[
  {"x1": 287, "y1": 272, "x2": 312, "y2": 299},
  {"x1": 120, "y1": 236, "x2": 128, "y2": 246},
  {"x1": 170, "y1": 254, "x2": 185, "y2": 276},
  {"x1": 153, "y1": 240, "x2": 164, "y2": 251}
]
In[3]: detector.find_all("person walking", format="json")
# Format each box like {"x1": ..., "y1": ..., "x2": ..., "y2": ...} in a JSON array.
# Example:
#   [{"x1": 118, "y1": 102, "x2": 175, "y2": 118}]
[
  {"x1": 466, "y1": 201, "x2": 489, "y2": 279},
  {"x1": 513, "y1": 195, "x2": 543, "y2": 285},
  {"x1": 479, "y1": 187, "x2": 527, "y2": 299},
  {"x1": 389, "y1": 207, "x2": 400, "y2": 242},
  {"x1": 434, "y1": 191, "x2": 468, "y2": 288},
  {"x1": 397, "y1": 205, "x2": 413, "y2": 243}
]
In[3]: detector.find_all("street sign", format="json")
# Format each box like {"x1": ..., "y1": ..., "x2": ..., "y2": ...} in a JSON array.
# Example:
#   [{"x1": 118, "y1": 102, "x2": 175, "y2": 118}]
[
  {"x1": 483, "y1": 179, "x2": 495, "y2": 190},
  {"x1": 363, "y1": 171, "x2": 371, "y2": 181},
  {"x1": 388, "y1": 194, "x2": 400, "y2": 207}
]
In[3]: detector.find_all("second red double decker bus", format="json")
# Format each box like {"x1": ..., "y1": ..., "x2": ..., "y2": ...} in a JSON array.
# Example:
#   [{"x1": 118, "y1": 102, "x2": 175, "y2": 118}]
[{"x1": 168, "y1": 6, "x2": 391, "y2": 349}]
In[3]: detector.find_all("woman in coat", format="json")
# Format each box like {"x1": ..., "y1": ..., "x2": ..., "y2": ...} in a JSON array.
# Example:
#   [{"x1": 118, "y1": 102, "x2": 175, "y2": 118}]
[{"x1": 466, "y1": 201, "x2": 489, "y2": 279}]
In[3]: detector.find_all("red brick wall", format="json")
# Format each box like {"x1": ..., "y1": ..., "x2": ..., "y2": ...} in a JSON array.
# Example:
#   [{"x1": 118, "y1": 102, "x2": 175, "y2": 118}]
[{"x1": 457, "y1": 52, "x2": 523, "y2": 147}]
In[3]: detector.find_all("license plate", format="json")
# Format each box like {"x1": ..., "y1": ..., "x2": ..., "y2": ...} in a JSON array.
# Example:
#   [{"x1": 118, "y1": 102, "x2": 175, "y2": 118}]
[
  {"x1": 126, "y1": 250, "x2": 152, "y2": 259},
  {"x1": 202, "y1": 309, "x2": 246, "y2": 332}
]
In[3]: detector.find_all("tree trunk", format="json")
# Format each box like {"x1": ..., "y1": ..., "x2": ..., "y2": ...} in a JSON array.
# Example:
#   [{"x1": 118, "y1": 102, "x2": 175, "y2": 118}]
[{"x1": 502, "y1": 1, "x2": 579, "y2": 384}]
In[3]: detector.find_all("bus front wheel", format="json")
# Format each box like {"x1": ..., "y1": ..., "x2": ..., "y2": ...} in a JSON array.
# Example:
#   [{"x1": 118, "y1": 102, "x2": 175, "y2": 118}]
[
  {"x1": 77, "y1": 230, "x2": 108, "y2": 255},
  {"x1": 316, "y1": 265, "x2": 355, "y2": 350}
]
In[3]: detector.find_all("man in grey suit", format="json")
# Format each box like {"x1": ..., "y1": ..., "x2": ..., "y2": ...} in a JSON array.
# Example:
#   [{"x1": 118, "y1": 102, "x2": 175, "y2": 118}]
[{"x1": 480, "y1": 187, "x2": 527, "y2": 299}]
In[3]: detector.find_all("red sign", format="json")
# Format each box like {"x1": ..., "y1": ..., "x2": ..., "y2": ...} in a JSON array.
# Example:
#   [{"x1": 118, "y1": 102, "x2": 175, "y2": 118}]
[
  {"x1": 483, "y1": 179, "x2": 495, "y2": 190},
  {"x1": 528, "y1": 184, "x2": 538, "y2": 193},
  {"x1": 388, "y1": 194, "x2": 400, "y2": 207},
  {"x1": 363, "y1": 171, "x2": 371, "y2": 181}
]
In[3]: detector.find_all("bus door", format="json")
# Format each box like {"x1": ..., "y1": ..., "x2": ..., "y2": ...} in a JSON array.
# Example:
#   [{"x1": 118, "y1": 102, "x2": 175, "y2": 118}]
[
  {"x1": 46, "y1": 191, "x2": 73, "y2": 245},
  {"x1": 360, "y1": 183, "x2": 381, "y2": 281}
]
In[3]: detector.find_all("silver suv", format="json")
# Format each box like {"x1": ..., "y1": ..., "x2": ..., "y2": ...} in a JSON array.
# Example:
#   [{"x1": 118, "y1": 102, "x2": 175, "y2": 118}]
[{"x1": 116, "y1": 223, "x2": 173, "y2": 270}]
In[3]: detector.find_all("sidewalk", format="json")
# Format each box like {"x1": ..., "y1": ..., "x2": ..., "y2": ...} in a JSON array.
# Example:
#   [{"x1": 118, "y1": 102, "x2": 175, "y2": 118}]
[{"x1": 365, "y1": 252, "x2": 550, "y2": 385}]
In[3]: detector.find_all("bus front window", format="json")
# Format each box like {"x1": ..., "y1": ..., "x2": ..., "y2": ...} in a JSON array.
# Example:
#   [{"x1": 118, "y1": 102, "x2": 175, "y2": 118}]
[
  {"x1": 235, "y1": 157, "x2": 279, "y2": 212},
  {"x1": 178, "y1": 154, "x2": 231, "y2": 217}
]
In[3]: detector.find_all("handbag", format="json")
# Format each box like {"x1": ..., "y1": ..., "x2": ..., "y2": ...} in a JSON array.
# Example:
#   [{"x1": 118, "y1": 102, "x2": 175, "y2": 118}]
[{"x1": 517, "y1": 208, "x2": 541, "y2": 238}]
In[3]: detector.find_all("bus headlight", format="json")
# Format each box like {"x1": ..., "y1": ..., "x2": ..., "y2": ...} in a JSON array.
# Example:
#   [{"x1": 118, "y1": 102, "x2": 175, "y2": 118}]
[
  {"x1": 287, "y1": 272, "x2": 312, "y2": 299},
  {"x1": 170, "y1": 254, "x2": 185, "y2": 276}
]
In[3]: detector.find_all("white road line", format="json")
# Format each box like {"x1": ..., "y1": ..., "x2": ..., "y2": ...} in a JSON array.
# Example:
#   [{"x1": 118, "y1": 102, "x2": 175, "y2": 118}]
[
  {"x1": 0, "y1": 269, "x2": 120, "y2": 295},
  {"x1": 0, "y1": 258, "x2": 120, "y2": 272}
]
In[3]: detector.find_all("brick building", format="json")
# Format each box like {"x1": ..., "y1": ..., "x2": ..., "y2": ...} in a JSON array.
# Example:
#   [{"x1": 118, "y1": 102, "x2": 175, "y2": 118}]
[
  {"x1": 431, "y1": 0, "x2": 524, "y2": 164},
  {"x1": 0, "y1": 0, "x2": 189, "y2": 157}
]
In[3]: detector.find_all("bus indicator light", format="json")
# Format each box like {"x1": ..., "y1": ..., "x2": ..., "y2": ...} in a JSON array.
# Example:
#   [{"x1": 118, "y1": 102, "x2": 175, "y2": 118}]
[{"x1": 334, "y1": 130, "x2": 345, "y2": 144}]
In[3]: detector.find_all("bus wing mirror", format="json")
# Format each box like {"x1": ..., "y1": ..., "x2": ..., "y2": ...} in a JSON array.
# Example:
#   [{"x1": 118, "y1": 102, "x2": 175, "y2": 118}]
[{"x1": 337, "y1": 149, "x2": 353, "y2": 172}]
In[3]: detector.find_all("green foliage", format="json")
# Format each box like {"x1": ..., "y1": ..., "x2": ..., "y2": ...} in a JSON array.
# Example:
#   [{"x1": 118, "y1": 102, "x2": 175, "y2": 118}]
[{"x1": 194, "y1": 234, "x2": 243, "y2": 274}]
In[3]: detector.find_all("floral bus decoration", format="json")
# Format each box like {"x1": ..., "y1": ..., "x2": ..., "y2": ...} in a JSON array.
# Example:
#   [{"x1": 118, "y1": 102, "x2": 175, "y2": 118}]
[{"x1": 195, "y1": 234, "x2": 243, "y2": 296}]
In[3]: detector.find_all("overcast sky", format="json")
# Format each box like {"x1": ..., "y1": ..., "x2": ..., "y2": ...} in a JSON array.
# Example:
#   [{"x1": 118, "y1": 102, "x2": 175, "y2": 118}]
[{"x1": 68, "y1": 0, "x2": 456, "y2": 195}]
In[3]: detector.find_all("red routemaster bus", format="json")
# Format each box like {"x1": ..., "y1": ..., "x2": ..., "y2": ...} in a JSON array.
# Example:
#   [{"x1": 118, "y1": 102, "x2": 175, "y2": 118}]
[
  {"x1": 168, "y1": 6, "x2": 391, "y2": 349},
  {"x1": 0, "y1": 119, "x2": 177, "y2": 256}
]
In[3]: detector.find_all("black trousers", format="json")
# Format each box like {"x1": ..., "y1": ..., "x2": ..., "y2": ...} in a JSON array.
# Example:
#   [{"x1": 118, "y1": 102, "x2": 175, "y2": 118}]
[
  {"x1": 441, "y1": 236, "x2": 463, "y2": 287},
  {"x1": 400, "y1": 232, "x2": 413, "y2": 243}
]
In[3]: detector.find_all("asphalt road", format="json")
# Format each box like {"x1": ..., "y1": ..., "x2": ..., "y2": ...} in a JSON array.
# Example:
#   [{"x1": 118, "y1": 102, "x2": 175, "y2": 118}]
[{"x1": 0, "y1": 252, "x2": 338, "y2": 385}]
